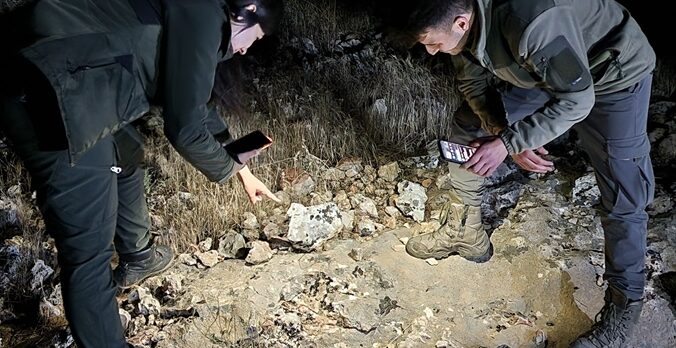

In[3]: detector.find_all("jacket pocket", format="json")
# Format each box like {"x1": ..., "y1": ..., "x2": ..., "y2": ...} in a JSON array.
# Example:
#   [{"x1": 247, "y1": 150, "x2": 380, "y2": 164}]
[
  {"x1": 589, "y1": 49, "x2": 624, "y2": 86},
  {"x1": 21, "y1": 32, "x2": 150, "y2": 165},
  {"x1": 605, "y1": 135, "x2": 654, "y2": 213}
]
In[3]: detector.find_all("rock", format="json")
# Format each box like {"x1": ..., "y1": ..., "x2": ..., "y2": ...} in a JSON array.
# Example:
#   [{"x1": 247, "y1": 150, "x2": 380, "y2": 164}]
[
  {"x1": 400, "y1": 155, "x2": 439, "y2": 169},
  {"x1": 178, "y1": 253, "x2": 198, "y2": 267},
  {"x1": 119, "y1": 308, "x2": 132, "y2": 331},
  {"x1": 356, "y1": 219, "x2": 377, "y2": 237},
  {"x1": 158, "y1": 274, "x2": 184, "y2": 300},
  {"x1": 29, "y1": 260, "x2": 54, "y2": 292},
  {"x1": 656, "y1": 134, "x2": 676, "y2": 164},
  {"x1": 391, "y1": 245, "x2": 405, "y2": 252},
  {"x1": 648, "y1": 195, "x2": 673, "y2": 216},
  {"x1": 336, "y1": 157, "x2": 363, "y2": 177},
  {"x1": 129, "y1": 287, "x2": 161, "y2": 317},
  {"x1": 197, "y1": 238, "x2": 213, "y2": 252},
  {"x1": 648, "y1": 101, "x2": 675, "y2": 124},
  {"x1": 649, "y1": 127, "x2": 667, "y2": 144},
  {"x1": 341, "y1": 210, "x2": 355, "y2": 232},
  {"x1": 436, "y1": 171, "x2": 454, "y2": 190},
  {"x1": 262, "y1": 222, "x2": 282, "y2": 240},
  {"x1": 287, "y1": 203, "x2": 343, "y2": 251},
  {"x1": 323, "y1": 168, "x2": 346, "y2": 181},
  {"x1": 371, "y1": 99, "x2": 388, "y2": 117},
  {"x1": 0, "y1": 198, "x2": 20, "y2": 229},
  {"x1": 194, "y1": 250, "x2": 220, "y2": 268},
  {"x1": 7, "y1": 185, "x2": 21, "y2": 197},
  {"x1": 39, "y1": 296, "x2": 63, "y2": 324},
  {"x1": 383, "y1": 215, "x2": 398, "y2": 229},
  {"x1": 292, "y1": 175, "x2": 316, "y2": 196},
  {"x1": 333, "y1": 190, "x2": 352, "y2": 211},
  {"x1": 177, "y1": 191, "x2": 192, "y2": 202},
  {"x1": 310, "y1": 191, "x2": 333, "y2": 205},
  {"x1": 350, "y1": 194, "x2": 378, "y2": 218},
  {"x1": 396, "y1": 181, "x2": 428, "y2": 222},
  {"x1": 572, "y1": 173, "x2": 601, "y2": 207},
  {"x1": 245, "y1": 241, "x2": 274, "y2": 265},
  {"x1": 240, "y1": 228, "x2": 260, "y2": 242},
  {"x1": 377, "y1": 162, "x2": 400, "y2": 182},
  {"x1": 348, "y1": 248, "x2": 366, "y2": 261},
  {"x1": 425, "y1": 258, "x2": 439, "y2": 266},
  {"x1": 385, "y1": 206, "x2": 401, "y2": 217},
  {"x1": 241, "y1": 212, "x2": 260, "y2": 230},
  {"x1": 217, "y1": 231, "x2": 247, "y2": 259},
  {"x1": 279, "y1": 168, "x2": 315, "y2": 196}
]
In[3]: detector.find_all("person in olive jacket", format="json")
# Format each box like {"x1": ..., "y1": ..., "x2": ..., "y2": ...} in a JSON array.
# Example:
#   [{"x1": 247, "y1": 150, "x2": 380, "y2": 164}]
[
  {"x1": 379, "y1": 0, "x2": 656, "y2": 346},
  {"x1": 0, "y1": 0, "x2": 282, "y2": 346}
]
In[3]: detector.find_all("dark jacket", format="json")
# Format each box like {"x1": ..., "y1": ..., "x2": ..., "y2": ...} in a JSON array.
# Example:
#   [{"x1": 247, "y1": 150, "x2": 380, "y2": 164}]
[
  {"x1": 14, "y1": 0, "x2": 237, "y2": 183},
  {"x1": 454, "y1": 0, "x2": 656, "y2": 154}
]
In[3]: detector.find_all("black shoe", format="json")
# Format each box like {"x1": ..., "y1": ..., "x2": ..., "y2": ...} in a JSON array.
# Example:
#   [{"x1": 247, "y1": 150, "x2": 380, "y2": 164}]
[
  {"x1": 571, "y1": 288, "x2": 643, "y2": 348},
  {"x1": 113, "y1": 243, "x2": 174, "y2": 289}
]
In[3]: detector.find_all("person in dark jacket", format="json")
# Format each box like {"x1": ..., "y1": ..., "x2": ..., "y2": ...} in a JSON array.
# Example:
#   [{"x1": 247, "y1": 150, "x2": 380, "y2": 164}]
[
  {"x1": 379, "y1": 0, "x2": 655, "y2": 346},
  {"x1": 0, "y1": 0, "x2": 283, "y2": 346}
]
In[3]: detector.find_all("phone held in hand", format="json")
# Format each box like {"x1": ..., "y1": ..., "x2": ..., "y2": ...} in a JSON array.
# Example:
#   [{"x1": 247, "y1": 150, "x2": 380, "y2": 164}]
[
  {"x1": 224, "y1": 130, "x2": 273, "y2": 160},
  {"x1": 438, "y1": 139, "x2": 476, "y2": 164}
]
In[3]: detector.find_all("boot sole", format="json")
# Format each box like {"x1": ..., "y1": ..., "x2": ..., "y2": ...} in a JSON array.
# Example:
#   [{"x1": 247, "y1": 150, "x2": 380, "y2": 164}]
[{"x1": 406, "y1": 240, "x2": 492, "y2": 262}]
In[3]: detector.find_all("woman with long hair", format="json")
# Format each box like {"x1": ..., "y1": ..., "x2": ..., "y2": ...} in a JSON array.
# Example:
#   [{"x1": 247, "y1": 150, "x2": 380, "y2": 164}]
[{"x1": 0, "y1": 0, "x2": 283, "y2": 346}]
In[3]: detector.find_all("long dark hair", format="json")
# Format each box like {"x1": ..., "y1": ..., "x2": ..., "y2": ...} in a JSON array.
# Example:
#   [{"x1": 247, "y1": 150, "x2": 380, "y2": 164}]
[{"x1": 211, "y1": 0, "x2": 283, "y2": 113}]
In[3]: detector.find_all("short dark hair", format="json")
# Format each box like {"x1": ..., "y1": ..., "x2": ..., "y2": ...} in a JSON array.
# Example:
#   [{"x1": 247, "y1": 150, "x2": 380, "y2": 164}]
[
  {"x1": 377, "y1": 0, "x2": 475, "y2": 46},
  {"x1": 226, "y1": 0, "x2": 284, "y2": 34}
]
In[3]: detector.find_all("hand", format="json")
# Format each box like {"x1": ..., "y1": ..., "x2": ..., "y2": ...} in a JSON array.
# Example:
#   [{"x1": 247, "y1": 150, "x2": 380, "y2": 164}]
[
  {"x1": 237, "y1": 166, "x2": 281, "y2": 205},
  {"x1": 461, "y1": 136, "x2": 508, "y2": 177},
  {"x1": 236, "y1": 149, "x2": 261, "y2": 164},
  {"x1": 511, "y1": 147, "x2": 555, "y2": 173}
]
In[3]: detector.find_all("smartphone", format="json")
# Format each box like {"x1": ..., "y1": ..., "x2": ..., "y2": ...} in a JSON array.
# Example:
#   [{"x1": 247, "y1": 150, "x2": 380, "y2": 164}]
[
  {"x1": 438, "y1": 139, "x2": 476, "y2": 164},
  {"x1": 224, "y1": 130, "x2": 272, "y2": 158}
]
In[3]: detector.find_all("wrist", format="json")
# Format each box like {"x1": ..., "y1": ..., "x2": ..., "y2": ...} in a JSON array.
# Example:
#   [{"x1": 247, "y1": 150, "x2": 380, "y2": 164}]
[
  {"x1": 237, "y1": 165, "x2": 251, "y2": 177},
  {"x1": 498, "y1": 130, "x2": 515, "y2": 154}
]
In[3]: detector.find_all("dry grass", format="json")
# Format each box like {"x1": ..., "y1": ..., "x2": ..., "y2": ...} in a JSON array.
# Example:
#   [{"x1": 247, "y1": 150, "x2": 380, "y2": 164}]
[
  {"x1": 0, "y1": 0, "x2": 29, "y2": 14},
  {"x1": 280, "y1": 0, "x2": 374, "y2": 54},
  {"x1": 653, "y1": 57, "x2": 676, "y2": 99},
  {"x1": 0, "y1": 153, "x2": 53, "y2": 318},
  {"x1": 1, "y1": 0, "x2": 674, "y2": 344}
]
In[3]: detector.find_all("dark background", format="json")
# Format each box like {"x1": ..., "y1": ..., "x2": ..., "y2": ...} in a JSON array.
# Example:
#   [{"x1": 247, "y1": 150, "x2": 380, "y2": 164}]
[{"x1": 617, "y1": 0, "x2": 674, "y2": 59}]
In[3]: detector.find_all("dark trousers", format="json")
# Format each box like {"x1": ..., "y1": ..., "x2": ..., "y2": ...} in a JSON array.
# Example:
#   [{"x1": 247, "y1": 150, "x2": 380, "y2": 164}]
[
  {"x1": 0, "y1": 68, "x2": 150, "y2": 347},
  {"x1": 448, "y1": 75, "x2": 654, "y2": 302}
]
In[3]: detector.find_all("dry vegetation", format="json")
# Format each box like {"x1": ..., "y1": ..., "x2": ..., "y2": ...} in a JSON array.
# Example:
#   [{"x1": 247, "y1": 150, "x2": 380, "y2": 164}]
[{"x1": 1, "y1": 0, "x2": 675, "y2": 342}]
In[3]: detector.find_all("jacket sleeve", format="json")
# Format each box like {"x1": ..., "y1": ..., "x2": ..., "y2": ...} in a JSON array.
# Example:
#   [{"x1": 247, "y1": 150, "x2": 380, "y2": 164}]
[
  {"x1": 498, "y1": 6, "x2": 595, "y2": 154},
  {"x1": 452, "y1": 53, "x2": 508, "y2": 136},
  {"x1": 161, "y1": 0, "x2": 237, "y2": 183}
]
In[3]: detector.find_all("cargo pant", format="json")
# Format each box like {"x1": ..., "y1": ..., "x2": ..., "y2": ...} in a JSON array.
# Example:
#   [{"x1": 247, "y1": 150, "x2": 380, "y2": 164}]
[
  {"x1": 0, "y1": 62, "x2": 150, "y2": 348},
  {"x1": 448, "y1": 75, "x2": 654, "y2": 302}
]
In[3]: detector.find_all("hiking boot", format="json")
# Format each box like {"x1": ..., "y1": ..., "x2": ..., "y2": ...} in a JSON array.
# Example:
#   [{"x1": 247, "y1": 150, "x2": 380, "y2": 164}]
[
  {"x1": 113, "y1": 242, "x2": 174, "y2": 289},
  {"x1": 571, "y1": 288, "x2": 643, "y2": 348},
  {"x1": 405, "y1": 198, "x2": 492, "y2": 262}
]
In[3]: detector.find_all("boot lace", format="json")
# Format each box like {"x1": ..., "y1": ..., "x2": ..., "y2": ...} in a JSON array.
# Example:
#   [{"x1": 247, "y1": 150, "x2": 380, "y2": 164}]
[{"x1": 586, "y1": 302, "x2": 629, "y2": 347}]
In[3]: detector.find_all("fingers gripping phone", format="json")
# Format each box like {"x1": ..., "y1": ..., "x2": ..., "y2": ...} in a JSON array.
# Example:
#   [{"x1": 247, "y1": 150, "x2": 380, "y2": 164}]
[
  {"x1": 224, "y1": 130, "x2": 272, "y2": 163},
  {"x1": 438, "y1": 139, "x2": 476, "y2": 164}
]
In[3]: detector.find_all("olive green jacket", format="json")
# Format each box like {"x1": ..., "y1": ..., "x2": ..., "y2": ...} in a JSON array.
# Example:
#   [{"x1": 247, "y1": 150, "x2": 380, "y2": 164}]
[
  {"x1": 16, "y1": 0, "x2": 237, "y2": 183},
  {"x1": 454, "y1": 0, "x2": 656, "y2": 154}
]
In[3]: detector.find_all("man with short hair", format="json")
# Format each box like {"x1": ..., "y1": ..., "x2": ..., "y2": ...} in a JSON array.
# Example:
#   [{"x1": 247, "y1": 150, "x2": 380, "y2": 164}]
[{"x1": 379, "y1": 0, "x2": 656, "y2": 346}]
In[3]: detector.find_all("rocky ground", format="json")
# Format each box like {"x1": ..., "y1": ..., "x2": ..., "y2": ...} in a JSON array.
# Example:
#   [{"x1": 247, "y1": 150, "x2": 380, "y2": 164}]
[
  {"x1": 1, "y1": 7, "x2": 676, "y2": 345},
  {"x1": 2, "y1": 102, "x2": 674, "y2": 347}
]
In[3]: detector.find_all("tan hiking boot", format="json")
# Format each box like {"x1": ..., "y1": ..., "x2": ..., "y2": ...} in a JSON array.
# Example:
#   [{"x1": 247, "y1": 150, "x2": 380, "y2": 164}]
[{"x1": 406, "y1": 198, "x2": 492, "y2": 262}]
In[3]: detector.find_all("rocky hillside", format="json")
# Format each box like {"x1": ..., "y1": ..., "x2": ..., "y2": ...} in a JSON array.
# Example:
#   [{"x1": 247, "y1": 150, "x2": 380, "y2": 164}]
[
  {"x1": 1, "y1": 0, "x2": 675, "y2": 347},
  {"x1": 2, "y1": 103, "x2": 675, "y2": 347}
]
